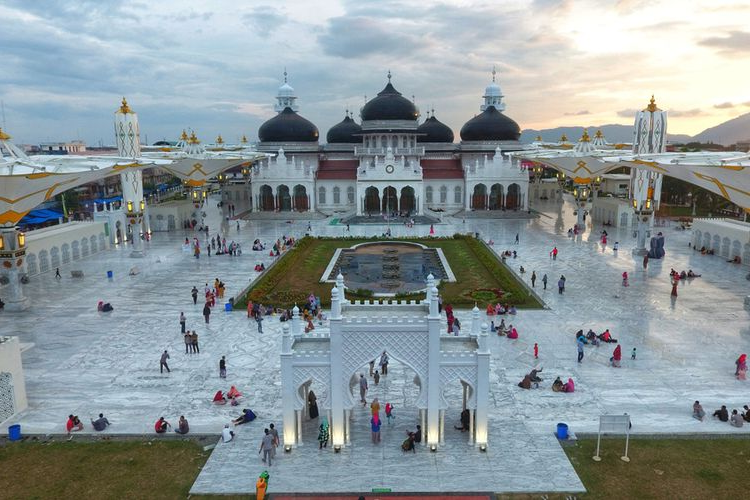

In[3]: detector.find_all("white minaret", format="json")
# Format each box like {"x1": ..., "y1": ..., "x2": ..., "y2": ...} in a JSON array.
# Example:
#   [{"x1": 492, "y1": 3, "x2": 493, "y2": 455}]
[
  {"x1": 274, "y1": 69, "x2": 299, "y2": 113},
  {"x1": 480, "y1": 67, "x2": 505, "y2": 112},
  {"x1": 630, "y1": 96, "x2": 667, "y2": 255},
  {"x1": 114, "y1": 98, "x2": 145, "y2": 257}
]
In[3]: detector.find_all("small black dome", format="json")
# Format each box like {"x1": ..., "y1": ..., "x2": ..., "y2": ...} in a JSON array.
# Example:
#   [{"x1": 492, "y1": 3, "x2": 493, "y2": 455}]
[
  {"x1": 417, "y1": 115, "x2": 454, "y2": 143},
  {"x1": 258, "y1": 107, "x2": 319, "y2": 142},
  {"x1": 361, "y1": 82, "x2": 419, "y2": 121},
  {"x1": 460, "y1": 106, "x2": 520, "y2": 142},
  {"x1": 326, "y1": 115, "x2": 362, "y2": 143}
]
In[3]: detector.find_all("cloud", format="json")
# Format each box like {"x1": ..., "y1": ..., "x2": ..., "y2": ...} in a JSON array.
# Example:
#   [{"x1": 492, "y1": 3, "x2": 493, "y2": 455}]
[
  {"x1": 699, "y1": 31, "x2": 750, "y2": 56},
  {"x1": 564, "y1": 110, "x2": 591, "y2": 116},
  {"x1": 714, "y1": 102, "x2": 735, "y2": 109},
  {"x1": 241, "y1": 6, "x2": 286, "y2": 36},
  {"x1": 667, "y1": 108, "x2": 704, "y2": 117},
  {"x1": 318, "y1": 16, "x2": 429, "y2": 58},
  {"x1": 617, "y1": 109, "x2": 640, "y2": 118}
]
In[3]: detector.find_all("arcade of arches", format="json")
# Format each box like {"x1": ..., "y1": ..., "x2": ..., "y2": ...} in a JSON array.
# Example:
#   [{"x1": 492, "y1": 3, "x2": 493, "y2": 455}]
[
  {"x1": 363, "y1": 185, "x2": 417, "y2": 214},
  {"x1": 258, "y1": 184, "x2": 310, "y2": 211},
  {"x1": 472, "y1": 182, "x2": 523, "y2": 210}
]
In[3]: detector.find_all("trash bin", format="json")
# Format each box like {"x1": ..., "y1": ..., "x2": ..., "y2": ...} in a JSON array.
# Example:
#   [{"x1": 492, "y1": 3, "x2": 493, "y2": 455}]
[
  {"x1": 224, "y1": 302, "x2": 232, "y2": 312},
  {"x1": 556, "y1": 422, "x2": 568, "y2": 440},
  {"x1": 106, "y1": 270, "x2": 113, "y2": 279},
  {"x1": 8, "y1": 424, "x2": 21, "y2": 441}
]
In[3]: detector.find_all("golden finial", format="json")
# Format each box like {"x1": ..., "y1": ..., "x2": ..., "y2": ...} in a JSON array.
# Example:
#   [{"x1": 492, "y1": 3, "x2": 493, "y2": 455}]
[
  {"x1": 0, "y1": 127, "x2": 10, "y2": 140},
  {"x1": 216, "y1": 134, "x2": 224, "y2": 144},
  {"x1": 119, "y1": 97, "x2": 132, "y2": 114},
  {"x1": 188, "y1": 131, "x2": 200, "y2": 145},
  {"x1": 595, "y1": 129, "x2": 603, "y2": 138},
  {"x1": 241, "y1": 135, "x2": 248, "y2": 144},
  {"x1": 580, "y1": 129, "x2": 590, "y2": 142},
  {"x1": 560, "y1": 133, "x2": 568, "y2": 142},
  {"x1": 645, "y1": 95, "x2": 659, "y2": 113},
  {"x1": 180, "y1": 130, "x2": 189, "y2": 141}
]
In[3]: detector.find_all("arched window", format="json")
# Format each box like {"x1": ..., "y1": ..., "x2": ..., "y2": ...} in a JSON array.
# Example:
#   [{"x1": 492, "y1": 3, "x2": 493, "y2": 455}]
[
  {"x1": 318, "y1": 186, "x2": 326, "y2": 204},
  {"x1": 454, "y1": 186, "x2": 462, "y2": 204},
  {"x1": 426, "y1": 186, "x2": 434, "y2": 203},
  {"x1": 402, "y1": 136, "x2": 407, "y2": 147},
  {"x1": 440, "y1": 185, "x2": 448, "y2": 203},
  {"x1": 333, "y1": 186, "x2": 341, "y2": 204},
  {"x1": 347, "y1": 186, "x2": 355, "y2": 204}
]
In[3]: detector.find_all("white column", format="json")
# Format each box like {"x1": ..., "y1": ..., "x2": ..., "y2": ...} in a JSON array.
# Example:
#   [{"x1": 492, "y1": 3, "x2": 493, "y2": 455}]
[
  {"x1": 0, "y1": 228, "x2": 30, "y2": 311},
  {"x1": 281, "y1": 324, "x2": 296, "y2": 447},
  {"x1": 344, "y1": 409, "x2": 351, "y2": 445},
  {"x1": 329, "y1": 284, "x2": 345, "y2": 447},
  {"x1": 469, "y1": 409, "x2": 475, "y2": 445},
  {"x1": 475, "y1": 322, "x2": 490, "y2": 447},
  {"x1": 439, "y1": 409, "x2": 445, "y2": 445},
  {"x1": 426, "y1": 275, "x2": 441, "y2": 447},
  {"x1": 296, "y1": 409, "x2": 303, "y2": 445},
  {"x1": 421, "y1": 409, "x2": 427, "y2": 447}
]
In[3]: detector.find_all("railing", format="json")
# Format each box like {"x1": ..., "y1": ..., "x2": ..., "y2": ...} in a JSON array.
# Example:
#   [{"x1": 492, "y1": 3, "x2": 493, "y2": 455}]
[{"x1": 354, "y1": 147, "x2": 425, "y2": 156}]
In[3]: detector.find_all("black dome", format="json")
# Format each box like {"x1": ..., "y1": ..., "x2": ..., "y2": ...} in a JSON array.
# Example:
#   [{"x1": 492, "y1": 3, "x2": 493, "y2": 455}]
[
  {"x1": 361, "y1": 82, "x2": 419, "y2": 121},
  {"x1": 417, "y1": 115, "x2": 454, "y2": 143},
  {"x1": 460, "y1": 106, "x2": 520, "y2": 142},
  {"x1": 326, "y1": 115, "x2": 362, "y2": 143},
  {"x1": 258, "y1": 107, "x2": 319, "y2": 142}
]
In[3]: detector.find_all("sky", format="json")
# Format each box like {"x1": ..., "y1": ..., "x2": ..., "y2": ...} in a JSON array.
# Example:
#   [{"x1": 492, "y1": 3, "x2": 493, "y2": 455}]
[{"x1": 1, "y1": 0, "x2": 749, "y2": 145}]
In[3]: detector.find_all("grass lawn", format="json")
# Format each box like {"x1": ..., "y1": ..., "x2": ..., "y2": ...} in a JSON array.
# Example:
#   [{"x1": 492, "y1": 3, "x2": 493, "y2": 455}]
[
  {"x1": 0, "y1": 440, "x2": 211, "y2": 500},
  {"x1": 564, "y1": 438, "x2": 750, "y2": 499},
  {"x1": 237, "y1": 235, "x2": 543, "y2": 310}
]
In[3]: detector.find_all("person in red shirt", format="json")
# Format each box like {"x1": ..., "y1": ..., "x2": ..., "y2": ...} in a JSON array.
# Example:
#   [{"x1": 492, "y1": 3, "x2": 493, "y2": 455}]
[
  {"x1": 66, "y1": 414, "x2": 83, "y2": 434},
  {"x1": 154, "y1": 417, "x2": 171, "y2": 434}
]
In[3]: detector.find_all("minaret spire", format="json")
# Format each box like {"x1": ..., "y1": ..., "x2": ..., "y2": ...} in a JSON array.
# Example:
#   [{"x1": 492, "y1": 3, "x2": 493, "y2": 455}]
[
  {"x1": 492, "y1": 66, "x2": 496, "y2": 82},
  {"x1": 387, "y1": 70, "x2": 392, "y2": 83}
]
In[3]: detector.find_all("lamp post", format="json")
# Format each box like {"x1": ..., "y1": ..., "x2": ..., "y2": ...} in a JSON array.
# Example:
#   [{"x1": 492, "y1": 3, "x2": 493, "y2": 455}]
[
  {"x1": 241, "y1": 163, "x2": 252, "y2": 213},
  {"x1": 556, "y1": 172, "x2": 566, "y2": 202},
  {"x1": 217, "y1": 172, "x2": 228, "y2": 219},
  {"x1": 573, "y1": 184, "x2": 590, "y2": 231}
]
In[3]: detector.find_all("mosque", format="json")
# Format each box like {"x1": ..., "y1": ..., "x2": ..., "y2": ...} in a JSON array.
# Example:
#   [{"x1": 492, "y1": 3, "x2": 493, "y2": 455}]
[{"x1": 246, "y1": 71, "x2": 530, "y2": 216}]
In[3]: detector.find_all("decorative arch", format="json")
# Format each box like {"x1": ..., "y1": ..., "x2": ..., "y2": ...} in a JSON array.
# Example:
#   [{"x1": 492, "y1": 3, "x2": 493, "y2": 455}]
[
  {"x1": 333, "y1": 186, "x2": 341, "y2": 205},
  {"x1": 472, "y1": 183, "x2": 487, "y2": 209},
  {"x1": 382, "y1": 186, "x2": 397, "y2": 213},
  {"x1": 260, "y1": 185, "x2": 274, "y2": 211},
  {"x1": 81, "y1": 237, "x2": 90, "y2": 257},
  {"x1": 26, "y1": 253, "x2": 38, "y2": 275},
  {"x1": 71, "y1": 240, "x2": 80, "y2": 260},
  {"x1": 293, "y1": 185, "x2": 308, "y2": 211},
  {"x1": 506, "y1": 183, "x2": 521, "y2": 209},
  {"x1": 50, "y1": 246, "x2": 60, "y2": 268},
  {"x1": 38, "y1": 250, "x2": 50, "y2": 273},
  {"x1": 277, "y1": 184, "x2": 291, "y2": 211},
  {"x1": 400, "y1": 186, "x2": 415, "y2": 213},
  {"x1": 364, "y1": 186, "x2": 379, "y2": 213},
  {"x1": 439, "y1": 185, "x2": 448, "y2": 203},
  {"x1": 425, "y1": 185, "x2": 434, "y2": 204},
  {"x1": 489, "y1": 183, "x2": 503, "y2": 210},
  {"x1": 90, "y1": 235, "x2": 98, "y2": 253},
  {"x1": 61, "y1": 243, "x2": 71, "y2": 263},
  {"x1": 318, "y1": 186, "x2": 327, "y2": 205}
]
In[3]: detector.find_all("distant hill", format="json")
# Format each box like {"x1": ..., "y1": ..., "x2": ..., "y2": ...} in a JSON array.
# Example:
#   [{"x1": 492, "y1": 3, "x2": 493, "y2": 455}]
[
  {"x1": 520, "y1": 125, "x2": 691, "y2": 145},
  {"x1": 692, "y1": 111, "x2": 750, "y2": 145}
]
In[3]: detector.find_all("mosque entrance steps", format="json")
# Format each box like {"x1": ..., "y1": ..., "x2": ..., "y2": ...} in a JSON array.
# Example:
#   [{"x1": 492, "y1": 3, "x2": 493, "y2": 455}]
[
  {"x1": 455, "y1": 209, "x2": 537, "y2": 220},
  {"x1": 244, "y1": 211, "x2": 328, "y2": 221}
]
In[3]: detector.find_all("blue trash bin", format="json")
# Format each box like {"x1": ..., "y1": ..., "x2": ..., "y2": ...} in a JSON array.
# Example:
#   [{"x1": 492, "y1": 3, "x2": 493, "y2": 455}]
[
  {"x1": 106, "y1": 270, "x2": 113, "y2": 279},
  {"x1": 556, "y1": 422, "x2": 568, "y2": 440},
  {"x1": 8, "y1": 424, "x2": 21, "y2": 441},
  {"x1": 224, "y1": 302, "x2": 232, "y2": 312}
]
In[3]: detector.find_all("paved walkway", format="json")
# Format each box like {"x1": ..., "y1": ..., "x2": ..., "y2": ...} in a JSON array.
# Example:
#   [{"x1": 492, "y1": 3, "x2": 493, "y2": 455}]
[{"x1": 1, "y1": 195, "x2": 749, "y2": 495}]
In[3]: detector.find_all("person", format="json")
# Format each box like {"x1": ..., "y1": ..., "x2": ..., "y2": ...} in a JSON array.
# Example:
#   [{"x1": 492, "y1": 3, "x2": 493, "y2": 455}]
[
  {"x1": 269, "y1": 423, "x2": 280, "y2": 458},
  {"x1": 191, "y1": 286, "x2": 199, "y2": 305},
  {"x1": 414, "y1": 424, "x2": 422, "y2": 443},
  {"x1": 66, "y1": 414, "x2": 83, "y2": 434},
  {"x1": 227, "y1": 385, "x2": 242, "y2": 400},
  {"x1": 622, "y1": 272, "x2": 629, "y2": 287},
  {"x1": 613, "y1": 241, "x2": 619, "y2": 252},
  {"x1": 154, "y1": 417, "x2": 170, "y2": 433},
  {"x1": 179, "y1": 312, "x2": 186, "y2": 333},
  {"x1": 542, "y1": 273, "x2": 548, "y2": 290},
  {"x1": 713, "y1": 405, "x2": 729, "y2": 422},
  {"x1": 222, "y1": 424, "x2": 235, "y2": 443},
  {"x1": 552, "y1": 247, "x2": 558, "y2": 260},
  {"x1": 531, "y1": 271, "x2": 537, "y2": 287},
  {"x1": 577, "y1": 338, "x2": 584, "y2": 363},
  {"x1": 379, "y1": 351, "x2": 389, "y2": 375},
  {"x1": 518, "y1": 374, "x2": 533, "y2": 389},
  {"x1": 687, "y1": 270, "x2": 701, "y2": 278},
  {"x1": 558, "y1": 277, "x2": 565, "y2": 294},
  {"x1": 742, "y1": 405, "x2": 750, "y2": 423},
  {"x1": 519, "y1": 265, "x2": 525, "y2": 274},
  {"x1": 515, "y1": 233, "x2": 519, "y2": 244},
  {"x1": 552, "y1": 377, "x2": 564, "y2": 392},
  {"x1": 160, "y1": 350, "x2": 170, "y2": 373},
  {"x1": 213, "y1": 390, "x2": 227, "y2": 405},
  {"x1": 735, "y1": 354, "x2": 747, "y2": 380},
  {"x1": 233, "y1": 408, "x2": 257, "y2": 426},
  {"x1": 370, "y1": 397, "x2": 381, "y2": 418},
  {"x1": 507, "y1": 325, "x2": 518, "y2": 339},
  {"x1": 55, "y1": 267, "x2": 62, "y2": 279},
  {"x1": 318, "y1": 417, "x2": 329, "y2": 449},
  {"x1": 175, "y1": 415, "x2": 190, "y2": 434},
  {"x1": 599, "y1": 329, "x2": 617, "y2": 343},
  {"x1": 730, "y1": 409, "x2": 744, "y2": 428},
  {"x1": 257, "y1": 314, "x2": 264, "y2": 333},
  {"x1": 359, "y1": 373, "x2": 368, "y2": 404},
  {"x1": 692, "y1": 401, "x2": 706, "y2": 421},
  {"x1": 91, "y1": 413, "x2": 110, "y2": 431},
  {"x1": 455, "y1": 409, "x2": 470, "y2": 431},
  {"x1": 562, "y1": 378, "x2": 575, "y2": 393},
  {"x1": 191, "y1": 331, "x2": 200, "y2": 354},
  {"x1": 385, "y1": 402, "x2": 394, "y2": 425},
  {"x1": 529, "y1": 367, "x2": 543, "y2": 383},
  {"x1": 631, "y1": 348, "x2": 637, "y2": 360},
  {"x1": 610, "y1": 344, "x2": 622, "y2": 368},
  {"x1": 98, "y1": 301, "x2": 113, "y2": 312},
  {"x1": 373, "y1": 370, "x2": 380, "y2": 385},
  {"x1": 371, "y1": 415, "x2": 382, "y2": 444},
  {"x1": 219, "y1": 356, "x2": 227, "y2": 378},
  {"x1": 259, "y1": 428, "x2": 274, "y2": 465},
  {"x1": 534, "y1": 342, "x2": 539, "y2": 359},
  {"x1": 308, "y1": 390, "x2": 319, "y2": 419},
  {"x1": 402, "y1": 431, "x2": 416, "y2": 452},
  {"x1": 203, "y1": 303, "x2": 211, "y2": 324}
]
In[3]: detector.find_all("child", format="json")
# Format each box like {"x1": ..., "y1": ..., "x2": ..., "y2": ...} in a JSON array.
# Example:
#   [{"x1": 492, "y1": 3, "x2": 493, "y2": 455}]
[
  {"x1": 385, "y1": 402, "x2": 394, "y2": 425},
  {"x1": 374, "y1": 370, "x2": 380, "y2": 385},
  {"x1": 534, "y1": 343, "x2": 539, "y2": 359},
  {"x1": 631, "y1": 348, "x2": 637, "y2": 360}
]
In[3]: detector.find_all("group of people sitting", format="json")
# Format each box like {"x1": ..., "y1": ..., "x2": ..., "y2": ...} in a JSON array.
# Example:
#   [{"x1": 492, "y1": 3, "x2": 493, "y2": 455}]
[
  {"x1": 493, "y1": 320, "x2": 518, "y2": 339},
  {"x1": 154, "y1": 416, "x2": 190, "y2": 434},
  {"x1": 96, "y1": 301, "x2": 113, "y2": 312},
  {"x1": 552, "y1": 376, "x2": 575, "y2": 393},
  {"x1": 401, "y1": 425, "x2": 422, "y2": 452},
  {"x1": 252, "y1": 239, "x2": 266, "y2": 251},
  {"x1": 694, "y1": 402, "x2": 750, "y2": 427},
  {"x1": 66, "y1": 413, "x2": 111, "y2": 434},
  {"x1": 213, "y1": 385, "x2": 243, "y2": 406},
  {"x1": 500, "y1": 250, "x2": 517, "y2": 260},
  {"x1": 670, "y1": 268, "x2": 702, "y2": 280},
  {"x1": 518, "y1": 367, "x2": 544, "y2": 389},
  {"x1": 485, "y1": 303, "x2": 517, "y2": 316},
  {"x1": 576, "y1": 328, "x2": 617, "y2": 346},
  {"x1": 254, "y1": 263, "x2": 266, "y2": 272}
]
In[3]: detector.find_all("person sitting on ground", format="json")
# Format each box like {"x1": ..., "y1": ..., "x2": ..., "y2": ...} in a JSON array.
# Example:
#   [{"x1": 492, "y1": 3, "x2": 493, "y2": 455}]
[
  {"x1": 91, "y1": 413, "x2": 110, "y2": 431},
  {"x1": 730, "y1": 409, "x2": 744, "y2": 428},
  {"x1": 729, "y1": 255, "x2": 742, "y2": 264},
  {"x1": 519, "y1": 266, "x2": 526, "y2": 274},
  {"x1": 213, "y1": 390, "x2": 227, "y2": 405},
  {"x1": 576, "y1": 330, "x2": 588, "y2": 345},
  {"x1": 66, "y1": 414, "x2": 83, "y2": 434},
  {"x1": 679, "y1": 270, "x2": 687, "y2": 280},
  {"x1": 529, "y1": 367, "x2": 543, "y2": 383},
  {"x1": 402, "y1": 431, "x2": 416, "y2": 452},
  {"x1": 552, "y1": 377, "x2": 564, "y2": 392},
  {"x1": 687, "y1": 270, "x2": 701, "y2": 278},
  {"x1": 598, "y1": 329, "x2": 617, "y2": 343},
  {"x1": 232, "y1": 408, "x2": 256, "y2": 426},
  {"x1": 222, "y1": 424, "x2": 235, "y2": 443},
  {"x1": 175, "y1": 415, "x2": 190, "y2": 434},
  {"x1": 496, "y1": 318, "x2": 507, "y2": 336},
  {"x1": 154, "y1": 417, "x2": 171, "y2": 434},
  {"x1": 227, "y1": 385, "x2": 242, "y2": 400},
  {"x1": 454, "y1": 408, "x2": 470, "y2": 431},
  {"x1": 495, "y1": 303, "x2": 505, "y2": 315},
  {"x1": 562, "y1": 378, "x2": 575, "y2": 393},
  {"x1": 486, "y1": 303, "x2": 495, "y2": 316},
  {"x1": 413, "y1": 424, "x2": 422, "y2": 443},
  {"x1": 692, "y1": 401, "x2": 706, "y2": 421},
  {"x1": 507, "y1": 325, "x2": 518, "y2": 339},
  {"x1": 610, "y1": 345, "x2": 622, "y2": 368},
  {"x1": 585, "y1": 329, "x2": 599, "y2": 345},
  {"x1": 508, "y1": 305, "x2": 517, "y2": 315},
  {"x1": 713, "y1": 405, "x2": 729, "y2": 422},
  {"x1": 742, "y1": 405, "x2": 750, "y2": 423},
  {"x1": 518, "y1": 374, "x2": 533, "y2": 390}
]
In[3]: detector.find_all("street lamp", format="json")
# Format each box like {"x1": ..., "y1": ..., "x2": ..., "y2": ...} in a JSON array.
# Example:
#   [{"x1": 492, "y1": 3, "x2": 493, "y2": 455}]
[
  {"x1": 18, "y1": 232, "x2": 26, "y2": 248},
  {"x1": 140, "y1": 200, "x2": 145, "y2": 211},
  {"x1": 126, "y1": 200, "x2": 134, "y2": 213}
]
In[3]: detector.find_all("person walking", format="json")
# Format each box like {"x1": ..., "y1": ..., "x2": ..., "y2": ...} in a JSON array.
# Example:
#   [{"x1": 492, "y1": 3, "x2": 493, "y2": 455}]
[
  {"x1": 542, "y1": 273, "x2": 548, "y2": 290},
  {"x1": 359, "y1": 373, "x2": 368, "y2": 404},
  {"x1": 558, "y1": 277, "x2": 565, "y2": 294},
  {"x1": 191, "y1": 331, "x2": 199, "y2": 354},
  {"x1": 256, "y1": 314, "x2": 263, "y2": 333},
  {"x1": 219, "y1": 356, "x2": 227, "y2": 378},
  {"x1": 371, "y1": 415, "x2": 382, "y2": 444},
  {"x1": 179, "y1": 312, "x2": 186, "y2": 333},
  {"x1": 531, "y1": 271, "x2": 537, "y2": 288},
  {"x1": 551, "y1": 247, "x2": 558, "y2": 260},
  {"x1": 269, "y1": 423, "x2": 279, "y2": 458},
  {"x1": 55, "y1": 267, "x2": 62, "y2": 280},
  {"x1": 184, "y1": 331, "x2": 192, "y2": 354},
  {"x1": 259, "y1": 428, "x2": 274, "y2": 465},
  {"x1": 203, "y1": 303, "x2": 211, "y2": 324},
  {"x1": 577, "y1": 338, "x2": 584, "y2": 364},
  {"x1": 515, "y1": 233, "x2": 519, "y2": 244},
  {"x1": 191, "y1": 286, "x2": 198, "y2": 305},
  {"x1": 379, "y1": 350, "x2": 389, "y2": 375},
  {"x1": 160, "y1": 350, "x2": 171, "y2": 373},
  {"x1": 534, "y1": 342, "x2": 539, "y2": 359}
]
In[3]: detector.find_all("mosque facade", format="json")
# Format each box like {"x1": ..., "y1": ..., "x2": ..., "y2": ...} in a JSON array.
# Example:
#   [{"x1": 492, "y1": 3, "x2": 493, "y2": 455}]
[{"x1": 248, "y1": 71, "x2": 530, "y2": 216}]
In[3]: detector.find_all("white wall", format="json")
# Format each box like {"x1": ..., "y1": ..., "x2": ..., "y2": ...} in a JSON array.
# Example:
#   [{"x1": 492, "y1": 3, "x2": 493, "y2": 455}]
[
  {"x1": 24, "y1": 221, "x2": 109, "y2": 276},
  {"x1": 0, "y1": 336, "x2": 28, "y2": 423},
  {"x1": 692, "y1": 218, "x2": 750, "y2": 262}
]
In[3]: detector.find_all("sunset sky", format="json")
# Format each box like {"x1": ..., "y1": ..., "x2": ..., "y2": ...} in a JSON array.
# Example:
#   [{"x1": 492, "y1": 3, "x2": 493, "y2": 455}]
[{"x1": 1, "y1": 0, "x2": 749, "y2": 145}]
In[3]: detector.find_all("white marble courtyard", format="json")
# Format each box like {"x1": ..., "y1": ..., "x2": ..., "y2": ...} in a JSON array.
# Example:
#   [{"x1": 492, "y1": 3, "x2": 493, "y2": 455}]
[{"x1": 1, "y1": 196, "x2": 749, "y2": 495}]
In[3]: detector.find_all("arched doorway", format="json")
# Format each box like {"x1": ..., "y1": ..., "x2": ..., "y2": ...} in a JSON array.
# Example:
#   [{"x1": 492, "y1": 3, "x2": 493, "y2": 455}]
[
  {"x1": 364, "y1": 186, "x2": 380, "y2": 214},
  {"x1": 260, "y1": 185, "x2": 274, "y2": 211},
  {"x1": 506, "y1": 183, "x2": 520, "y2": 209},
  {"x1": 489, "y1": 183, "x2": 503, "y2": 210},
  {"x1": 472, "y1": 184, "x2": 487, "y2": 210},
  {"x1": 293, "y1": 185, "x2": 308, "y2": 211},
  {"x1": 278, "y1": 185, "x2": 292, "y2": 211},
  {"x1": 382, "y1": 186, "x2": 397, "y2": 214},
  {"x1": 400, "y1": 186, "x2": 415, "y2": 214}
]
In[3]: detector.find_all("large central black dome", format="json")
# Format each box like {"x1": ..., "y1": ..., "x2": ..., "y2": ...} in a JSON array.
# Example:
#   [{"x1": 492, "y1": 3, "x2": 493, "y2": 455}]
[
  {"x1": 258, "y1": 107, "x2": 319, "y2": 142},
  {"x1": 361, "y1": 82, "x2": 419, "y2": 121},
  {"x1": 460, "y1": 106, "x2": 520, "y2": 142},
  {"x1": 417, "y1": 115, "x2": 454, "y2": 143},
  {"x1": 326, "y1": 115, "x2": 362, "y2": 143}
]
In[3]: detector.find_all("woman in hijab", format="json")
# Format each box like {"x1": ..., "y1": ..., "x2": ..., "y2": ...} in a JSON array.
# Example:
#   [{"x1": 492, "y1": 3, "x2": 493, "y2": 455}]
[
  {"x1": 308, "y1": 390, "x2": 319, "y2": 419},
  {"x1": 317, "y1": 416, "x2": 329, "y2": 449},
  {"x1": 736, "y1": 354, "x2": 747, "y2": 380},
  {"x1": 563, "y1": 378, "x2": 575, "y2": 393},
  {"x1": 611, "y1": 345, "x2": 622, "y2": 368}
]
